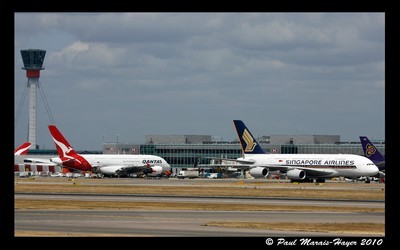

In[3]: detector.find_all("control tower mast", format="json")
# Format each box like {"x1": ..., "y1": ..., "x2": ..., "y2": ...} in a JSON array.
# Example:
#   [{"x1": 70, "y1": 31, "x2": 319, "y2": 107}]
[{"x1": 20, "y1": 49, "x2": 46, "y2": 149}]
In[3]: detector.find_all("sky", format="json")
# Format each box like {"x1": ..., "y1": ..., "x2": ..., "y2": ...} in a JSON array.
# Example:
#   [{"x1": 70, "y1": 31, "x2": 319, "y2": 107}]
[{"x1": 14, "y1": 13, "x2": 385, "y2": 151}]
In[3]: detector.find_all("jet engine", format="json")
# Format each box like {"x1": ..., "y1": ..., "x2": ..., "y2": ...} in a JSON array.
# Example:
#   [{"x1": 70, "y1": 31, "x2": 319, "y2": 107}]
[
  {"x1": 249, "y1": 167, "x2": 269, "y2": 178},
  {"x1": 286, "y1": 169, "x2": 306, "y2": 180},
  {"x1": 143, "y1": 165, "x2": 163, "y2": 176},
  {"x1": 95, "y1": 165, "x2": 122, "y2": 176}
]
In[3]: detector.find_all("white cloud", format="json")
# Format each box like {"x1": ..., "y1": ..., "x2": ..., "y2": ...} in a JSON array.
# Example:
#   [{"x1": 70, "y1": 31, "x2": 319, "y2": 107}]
[{"x1": 14, "y1": 13, "x2": 385, "y2": 149}]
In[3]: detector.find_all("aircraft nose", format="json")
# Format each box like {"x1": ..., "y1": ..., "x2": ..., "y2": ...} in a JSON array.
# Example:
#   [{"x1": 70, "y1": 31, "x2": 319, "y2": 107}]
[{"x1": 370, "y1": 164, "x2": 379, "y2": 175}]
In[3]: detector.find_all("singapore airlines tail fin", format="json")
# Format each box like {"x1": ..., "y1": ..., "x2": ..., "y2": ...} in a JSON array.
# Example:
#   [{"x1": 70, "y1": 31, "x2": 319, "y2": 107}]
[
  {"x1": 359, "y1": 136, "x2": 385, "y2": 170},
  {"x1": 14, "y1": 142, "x2": 31, "y2": 155},
  {"x1": 233, "y1": 120, "x2": 267, "y2": 155}
]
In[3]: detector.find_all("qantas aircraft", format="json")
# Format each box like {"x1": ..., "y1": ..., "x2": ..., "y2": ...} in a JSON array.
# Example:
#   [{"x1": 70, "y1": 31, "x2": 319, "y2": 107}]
[
  {"x1": 45, "y1": 125, "x2": 171, "y2": 177},
  {"x1": 207, "y1": 120, "x2": 379, "y2": 183},
  {"x1": 14, "y1": 142, "x2": 31, "y2": 155}
]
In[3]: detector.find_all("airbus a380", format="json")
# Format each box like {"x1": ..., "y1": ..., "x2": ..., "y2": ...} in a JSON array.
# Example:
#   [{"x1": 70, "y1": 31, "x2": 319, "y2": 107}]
[
  {"x1": 210, "y1": 120, "x2": 379, "y2": 183},
  {"x1": 45, "y1": 125, "x2": 171, "y2": 177}
]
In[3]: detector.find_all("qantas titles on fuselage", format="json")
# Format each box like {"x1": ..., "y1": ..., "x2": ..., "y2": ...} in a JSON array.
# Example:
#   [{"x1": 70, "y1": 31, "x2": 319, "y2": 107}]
[{"x1": 142, "y1": 159, "x2": 163, "y2": 164}]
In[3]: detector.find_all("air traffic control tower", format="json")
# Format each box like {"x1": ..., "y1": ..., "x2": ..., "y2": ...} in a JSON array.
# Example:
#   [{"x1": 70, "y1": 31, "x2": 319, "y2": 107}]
[{"x1": 20, "y1": 49, "x2": 46, "y2": 149}]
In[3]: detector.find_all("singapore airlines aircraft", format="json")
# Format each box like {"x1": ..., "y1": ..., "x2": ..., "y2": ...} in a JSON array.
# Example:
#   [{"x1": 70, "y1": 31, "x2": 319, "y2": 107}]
[
  {"x1": 208, "y1": 120, "x2": 379, "y2": 183},
  {"x1": 46, "y1": 125, "x2": 171, "y2": 177},
  {"x1": 14, "y1": 142, "x2": 31, "y2": 155}
]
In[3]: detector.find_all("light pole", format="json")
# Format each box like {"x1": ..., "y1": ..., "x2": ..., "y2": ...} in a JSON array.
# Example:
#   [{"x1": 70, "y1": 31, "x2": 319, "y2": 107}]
[
  {"x1": 115, "y1": 134, "x2": 120, "y2": 154},
  {"x1": 115, "y1": 134, "x2": 119, "y2": 144}
]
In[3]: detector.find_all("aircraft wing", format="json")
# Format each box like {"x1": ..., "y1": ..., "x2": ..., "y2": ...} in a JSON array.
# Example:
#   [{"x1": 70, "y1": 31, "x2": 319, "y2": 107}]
[
  {"x1": 198, "y1": 163, "x2": 253, "y2": 170},
  {"x1": 115, "y1": 165, "x2": 149, "y2": 175},
  {"x1": 294, "y1": 167, "x2": 337, "y2": 177},
  {"x1": 253, "y1": 164, "x2": 338, "y2": 177},
  {"x1": 92, "y1": 164, "x2": 144, "y2": 175},
  {"x1": 94, "y1": 163, "x2": 163, "y2": 176},
  {"x1": 18, "y1": 162, "x2": 57, "y2": 167},
  {"x1": 204, "y1": 157, "x2": 255, "y2": 164},
  {"x1": 23, "y1": 158, "x2": 54, "y2": 164},
  {"x1": 199, "y1": 157, "x2": 255, "y2": 169}
]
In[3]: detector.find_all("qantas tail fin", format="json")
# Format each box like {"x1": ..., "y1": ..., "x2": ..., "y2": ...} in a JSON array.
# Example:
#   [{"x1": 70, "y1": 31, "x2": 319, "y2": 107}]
[
  {"x1": 359, "y1": 136, "x2": 385, "y2": 170},
  {"x1": 14, "y1": 142, "x2": 31, "y2": 155},
  {"x1": 48, "y1": 125, "x2": 78, "y2": 158},
  {"x1": 233, "y1": 120, "x2": 267, "y2": 155},
  {"x1": 48, "y1": 125, "x2": 92, "y2": 172}
]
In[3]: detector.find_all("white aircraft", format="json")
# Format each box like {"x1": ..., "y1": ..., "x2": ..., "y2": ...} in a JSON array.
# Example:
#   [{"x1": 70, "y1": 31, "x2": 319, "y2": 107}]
[
  {"x1": 35, "y1": 125, "x2": 172, "y2": 177},
  {"x1": 205, "y1": 120, "x2": 379, "y2": 183}
]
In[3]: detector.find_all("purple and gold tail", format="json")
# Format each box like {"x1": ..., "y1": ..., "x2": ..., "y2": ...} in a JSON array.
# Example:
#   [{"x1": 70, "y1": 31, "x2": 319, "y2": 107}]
[{"x1": 360, "y1": 136, "x2": 385, "y2": 170}]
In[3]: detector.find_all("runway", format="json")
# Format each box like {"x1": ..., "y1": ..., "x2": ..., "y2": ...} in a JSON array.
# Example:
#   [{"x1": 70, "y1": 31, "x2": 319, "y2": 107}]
[
  {"x1": 14, "y1": 177, "x2": 385, "y2": 237},
  {"x1": 15, "y1": 209, "x2": 384, "y2": 237},
  {"x1": 15, "y1": 193, "x2": 384, "y2": 208}
]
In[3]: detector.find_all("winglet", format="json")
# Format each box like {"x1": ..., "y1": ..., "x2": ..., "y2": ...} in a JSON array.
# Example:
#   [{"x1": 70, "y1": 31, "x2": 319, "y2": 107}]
[{"x1": 233, "y1": 120, "x2": 266, "y2": 155}]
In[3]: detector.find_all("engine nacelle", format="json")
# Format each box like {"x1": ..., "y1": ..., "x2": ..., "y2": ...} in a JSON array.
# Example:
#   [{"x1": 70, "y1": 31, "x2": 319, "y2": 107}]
[
  {"x1": 97, "y1": 166, "x2": 122, "y2": 175},
  {"x1": 286, "y1": 169, "x2": 306, "y2": 180},
  {"x1": 249, "y1": 167, "x2": 269, "y2": 178},
  {"x1": 143, "y1": 165, "x2": 163, "y2": 176},
  {"x1": 375, "y1": 171, "x2": 385, "y2": 178}
]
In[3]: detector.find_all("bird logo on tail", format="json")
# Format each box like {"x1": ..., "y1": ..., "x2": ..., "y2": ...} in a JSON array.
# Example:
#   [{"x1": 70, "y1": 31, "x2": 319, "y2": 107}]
[{"x1": 243, "y1": 129, "x2": 257, "y2": 152}]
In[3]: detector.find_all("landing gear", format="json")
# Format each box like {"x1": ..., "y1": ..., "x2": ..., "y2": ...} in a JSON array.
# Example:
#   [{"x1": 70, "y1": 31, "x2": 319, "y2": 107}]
[{"x1": 316, "y1": 178, "x2": 325, "y2": 183}]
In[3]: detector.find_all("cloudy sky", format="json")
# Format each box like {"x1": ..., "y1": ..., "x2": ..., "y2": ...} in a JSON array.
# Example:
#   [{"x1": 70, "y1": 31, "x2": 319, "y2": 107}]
[{"x1": 14, "y1": 13, "x2": 385, "y2": 151}]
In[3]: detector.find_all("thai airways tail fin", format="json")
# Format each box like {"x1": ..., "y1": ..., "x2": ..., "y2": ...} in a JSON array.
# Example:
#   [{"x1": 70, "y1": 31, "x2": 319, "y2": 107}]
[
  {"x1": 359, "y1": 136, "x2": 385, "y2": 170},
  {"x1": 14, "y1": 142, "x2": 31, "y2": 155},
  {"x1": 233, "y1": 120, "x2": 267, "y2": 155}
]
